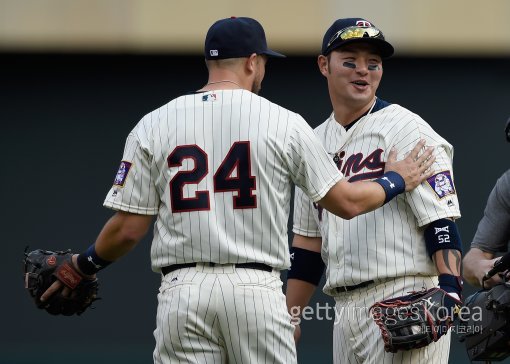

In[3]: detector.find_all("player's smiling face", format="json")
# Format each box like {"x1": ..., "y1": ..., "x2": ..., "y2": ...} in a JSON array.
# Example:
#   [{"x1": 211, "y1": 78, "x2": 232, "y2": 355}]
[{"x1": 322, "y1": 43, "x2": 382, "y2": 109}]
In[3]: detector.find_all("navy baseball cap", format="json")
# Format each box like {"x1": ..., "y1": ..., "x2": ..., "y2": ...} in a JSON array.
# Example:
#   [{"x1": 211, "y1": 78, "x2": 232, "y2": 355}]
[
  {"x1": 321, "y1": 18, "x2": 394, "y2": 58},
  {"x1": 205, "y1": 17, "x2": 285, "y2": 60}
]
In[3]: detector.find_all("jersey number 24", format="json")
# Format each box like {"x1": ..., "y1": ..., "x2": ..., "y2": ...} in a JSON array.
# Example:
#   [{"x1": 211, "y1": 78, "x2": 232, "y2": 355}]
[{"x1": 168, "y1": 142, "x2": 256, "y2": 212}]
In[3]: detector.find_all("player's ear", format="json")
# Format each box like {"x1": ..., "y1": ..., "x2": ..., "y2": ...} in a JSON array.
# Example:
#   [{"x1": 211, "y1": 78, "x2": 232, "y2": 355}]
[
  {"x1": 318, "y1": 55, "x2": 329, "y2": 76},
  {"x1": 245, "y1": 53, "x2": 258, "y2": 74}
]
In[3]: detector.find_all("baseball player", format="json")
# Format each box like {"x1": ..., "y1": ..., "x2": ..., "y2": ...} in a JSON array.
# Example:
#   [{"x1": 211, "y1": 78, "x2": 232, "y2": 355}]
[
  {"x1": 40, "y1": 17, "x2": 434, "y2": 364},
  {"x1": 463, "y1": 168, "x2": 510, "y2": 288},
  {"x1": 286, "y1": 18, "x2": 463, "y2": 363}
]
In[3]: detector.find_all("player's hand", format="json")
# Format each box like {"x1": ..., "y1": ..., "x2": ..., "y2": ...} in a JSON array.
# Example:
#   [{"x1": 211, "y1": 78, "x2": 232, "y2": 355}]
[
  {"x1": 385, "y1": 139, "x2": 435, "y2": 192},
  {"x1": 40, "y1": 254, "x2": 95, "y2": 302},
  {"x1": 40, "y1": 279, "x2": 65, "y2": 302},
  {"x1": 477, "y1": 257, "x2": 508, "y2": 289}
]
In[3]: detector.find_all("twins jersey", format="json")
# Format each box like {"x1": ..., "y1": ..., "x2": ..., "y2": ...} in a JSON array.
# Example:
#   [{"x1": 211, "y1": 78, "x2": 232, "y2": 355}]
[
  {"x1": 293, "y1": 101, "x2": 461, "y2": 295},
  {"x1": 104, "y1": 89, "x2": 342, "y2": 272}
]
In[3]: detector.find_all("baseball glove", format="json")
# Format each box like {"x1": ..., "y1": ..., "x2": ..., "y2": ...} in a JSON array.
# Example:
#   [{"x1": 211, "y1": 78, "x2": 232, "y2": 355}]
[
  {"x1": 23, "y1": 248, "x2": 99, "y2": 316},
  {"x1": 370, "y1": 288, "x2": 462, "y2": 353}
]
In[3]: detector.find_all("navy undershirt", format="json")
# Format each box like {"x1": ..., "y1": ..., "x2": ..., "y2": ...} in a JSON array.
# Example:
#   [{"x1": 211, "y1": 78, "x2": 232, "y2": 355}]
[{"x1": 344, "y1": 97, "x2": 391, "y2": 131}]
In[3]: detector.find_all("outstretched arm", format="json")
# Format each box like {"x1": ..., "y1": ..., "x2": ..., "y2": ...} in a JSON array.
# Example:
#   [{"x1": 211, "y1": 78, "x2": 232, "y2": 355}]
[
  {"x1": 40, "y1": 211, "x2": 154, "y2": 301},
  {"x1": 319, "y1": 140, "x2": 434, "y2": 219},
  {"x1": 93, "y1": 211, "x2": 154, "y2": 261}
]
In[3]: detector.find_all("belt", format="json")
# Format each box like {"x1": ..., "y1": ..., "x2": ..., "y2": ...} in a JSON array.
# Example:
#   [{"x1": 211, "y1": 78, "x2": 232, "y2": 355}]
[
  {"x1": 161, "y1": 262, "x2": 273, "y2": 276},
  {"x1": 335, "y1": 280, "x2": 375, "y2": 293}
]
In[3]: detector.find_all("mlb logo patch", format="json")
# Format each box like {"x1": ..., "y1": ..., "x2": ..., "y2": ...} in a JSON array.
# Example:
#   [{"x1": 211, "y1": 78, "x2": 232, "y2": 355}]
[
  {"x1": 202, "y1": 93, "x2": 217, "y2": 102},
  {"x1": 113, "y1": 161, "x2": 132, "y2": 187},
  {"x1": 426, "y1": 170, "x2": 456, "y2": 199}
]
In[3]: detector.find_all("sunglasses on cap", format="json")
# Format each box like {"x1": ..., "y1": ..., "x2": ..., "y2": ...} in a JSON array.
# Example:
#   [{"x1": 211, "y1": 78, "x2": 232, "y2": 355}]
[{"x1": 326, "y1": 26, "x2": 383, "y2": 50}]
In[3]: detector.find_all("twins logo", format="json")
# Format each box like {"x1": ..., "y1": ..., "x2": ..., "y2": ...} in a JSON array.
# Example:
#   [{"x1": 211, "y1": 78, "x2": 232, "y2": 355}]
[
  {"x1": 333, "y1": 148, "x2": 385, "y2": 182},
  {"x1": 356, "y1": 20, "x2": 372, "y2": 27},
  {"x1": 314, "y1": 148, "x2": 385, "y2": 221}
]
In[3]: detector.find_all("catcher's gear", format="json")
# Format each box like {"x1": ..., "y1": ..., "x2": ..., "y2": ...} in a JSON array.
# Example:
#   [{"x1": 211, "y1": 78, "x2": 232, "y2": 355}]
[
  {"x1": 23, "y1": 248, "x2": 99, "y2": 316},
  {"x1": 460, "y1": 283, "x2": 510, "y2": 361},
  {"x1": 370, "y1": 287, "x2": 462, "y2": 353}
]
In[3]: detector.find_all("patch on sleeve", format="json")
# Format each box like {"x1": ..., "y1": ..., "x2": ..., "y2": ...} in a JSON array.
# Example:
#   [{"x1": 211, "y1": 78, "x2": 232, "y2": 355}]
[
  {"x1": 113, "y1": 161, "x2": 132, "y2": 187},
  {"x1": 426, "y1": 170, "x2": 456, "y2": 199}
]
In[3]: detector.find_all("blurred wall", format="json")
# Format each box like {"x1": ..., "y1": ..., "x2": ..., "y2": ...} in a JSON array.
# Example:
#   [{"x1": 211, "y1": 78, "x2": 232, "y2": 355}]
[
  {"x1": 0, "y1": 0, "x2": 510, "y2": 55},
  {"x1": 2, "y1": 53, "x2": 510, "y2": 364}
]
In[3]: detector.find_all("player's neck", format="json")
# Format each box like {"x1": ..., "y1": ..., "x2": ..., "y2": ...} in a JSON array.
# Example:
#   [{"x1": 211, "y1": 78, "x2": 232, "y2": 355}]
[
  {"x1": 200, "y1": 79, "x2": 243, "y2": 91},
  {"x1": 199, "y1": 70, "x2": 247, "y2": 92},
  {"x1": 333, "y1": 98, "x2": 377, "y2": 127}
]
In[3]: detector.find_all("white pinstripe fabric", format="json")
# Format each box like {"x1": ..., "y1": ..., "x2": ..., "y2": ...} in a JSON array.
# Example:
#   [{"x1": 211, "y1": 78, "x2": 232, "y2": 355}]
[
  {"x1": 153, "y1": 265, "x2": 296, "y2": 364},
  {"x1": 293, "y1": 104, "x2": 461, "y2": 292},
  {"x1": 105, "y1": 90, "x2": 342, "y2": 271},
  {"x1": 103, "y1": 89, "x2": 343, "y2": 363}
]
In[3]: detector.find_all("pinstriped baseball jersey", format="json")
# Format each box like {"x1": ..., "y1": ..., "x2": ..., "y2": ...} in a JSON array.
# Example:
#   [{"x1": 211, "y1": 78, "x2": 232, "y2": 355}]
[
  {"x1": 293, "y1": 101, "x2": 461, "y2": 295},
  {"x1": 104, "y1": 89, "x2": 342, "y2": 272}
]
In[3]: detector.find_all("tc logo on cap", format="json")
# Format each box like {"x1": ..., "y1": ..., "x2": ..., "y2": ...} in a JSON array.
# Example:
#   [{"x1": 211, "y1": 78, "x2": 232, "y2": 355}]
[
  {"x1": 356, "y1": 20, "x2": 372, "y2": 27},
  {"x1": 210, "y1": 50, "x2": 219, "y2": 56}
]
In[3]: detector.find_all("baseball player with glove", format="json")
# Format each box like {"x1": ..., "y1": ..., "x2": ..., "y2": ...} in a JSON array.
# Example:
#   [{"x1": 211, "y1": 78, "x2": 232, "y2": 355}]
[
  {"x1": 25, "y1": 17, "x2": 435, "y2": 364},
  {"x1": 286, "y1": 18, "x2": 462, "y2": 363}
]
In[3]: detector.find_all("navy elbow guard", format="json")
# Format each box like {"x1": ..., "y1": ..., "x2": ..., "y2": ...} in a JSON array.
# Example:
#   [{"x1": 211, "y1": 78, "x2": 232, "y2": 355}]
[
  {"x1": 374, "y1": 171, "x2": 405, "y2": 204},
  {"x1": 287, "y1": 247, "x2": 325, "y2": 286},
  {"x1": 424, "y1": 219, "x2": 462, "y2": 259}
]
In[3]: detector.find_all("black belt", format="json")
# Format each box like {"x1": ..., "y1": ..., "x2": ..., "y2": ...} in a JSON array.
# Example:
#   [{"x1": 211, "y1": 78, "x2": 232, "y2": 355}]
[
  {"x1": 335, "y1": 280, "x2": 375, "y2": 293},
  {"x1": 161, "y1": 262, "x2": 273, "y2": 276}
]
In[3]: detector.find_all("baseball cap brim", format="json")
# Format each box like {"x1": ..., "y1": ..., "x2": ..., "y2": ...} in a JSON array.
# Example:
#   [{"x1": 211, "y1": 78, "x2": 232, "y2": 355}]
[{"x1": 261, "y1": 49, "x2": 286, "y2": 58}]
